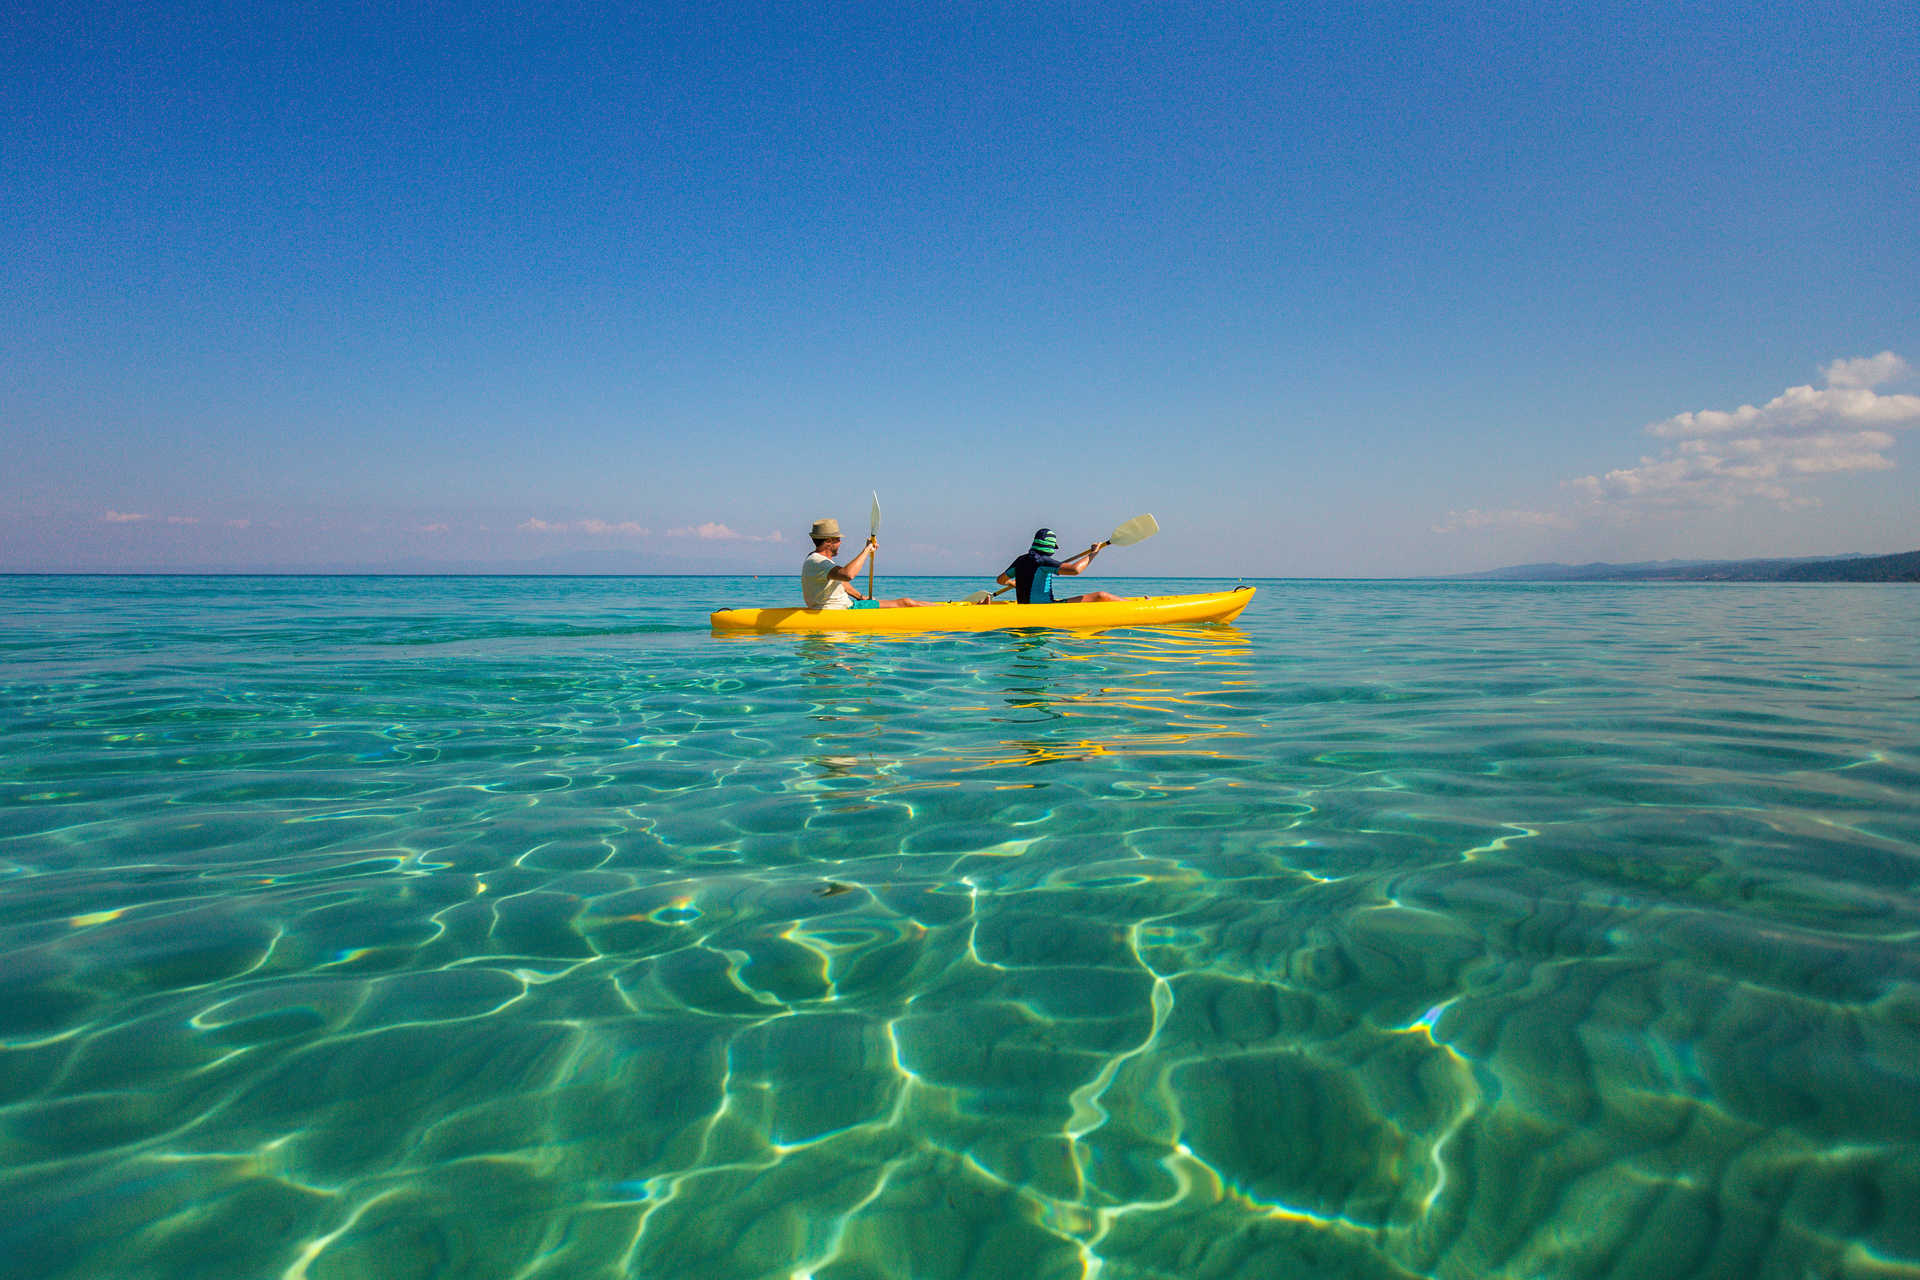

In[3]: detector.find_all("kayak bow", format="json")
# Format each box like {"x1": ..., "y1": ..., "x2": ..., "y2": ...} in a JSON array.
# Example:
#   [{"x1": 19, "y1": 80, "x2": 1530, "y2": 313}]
[{"x1": 710, "y1": 587, "x2": 1254, "y2": 634}]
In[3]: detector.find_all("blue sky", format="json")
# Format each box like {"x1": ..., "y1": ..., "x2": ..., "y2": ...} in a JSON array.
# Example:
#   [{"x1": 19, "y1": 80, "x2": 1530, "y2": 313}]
[{"x1": 5, "y1": 1, "x2": 1916, "y2": 577}]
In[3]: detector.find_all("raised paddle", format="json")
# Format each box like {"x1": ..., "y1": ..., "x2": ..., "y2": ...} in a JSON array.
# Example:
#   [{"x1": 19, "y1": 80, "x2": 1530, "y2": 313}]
[
  {"x1": 1096, "y1": 511, "x2": 1159, "y2": 551},
  {"x1": 867, "y1": 491, "x2": 880, "y2": 601},
  {"x1": 964, "y1": 513, "x2": 1158, "y2": 603}
]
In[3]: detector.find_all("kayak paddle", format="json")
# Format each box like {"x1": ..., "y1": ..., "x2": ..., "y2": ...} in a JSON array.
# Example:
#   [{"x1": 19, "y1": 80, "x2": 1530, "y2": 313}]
[
  {"x1": 1096, "y1": 511, "x2": 1159, "y2": 551},
  {"x1": 963, "y1": 514, "x2": 1158, "y2": 602},
  {"x1": 867, "y1": 491, "x2": 880, "y2": 601}
]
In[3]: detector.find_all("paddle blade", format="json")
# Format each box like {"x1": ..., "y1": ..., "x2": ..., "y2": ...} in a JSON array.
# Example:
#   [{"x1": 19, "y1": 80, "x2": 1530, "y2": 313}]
[
  {"x1": 962, "y1": 590, "x2": 992, "y2": 604},
  {"x1": 1107, "y1": 513, "x2": 1159, "y2": 547},
  {"x1": 869, "y1": 491, "x2": 882, "y2": 536}
]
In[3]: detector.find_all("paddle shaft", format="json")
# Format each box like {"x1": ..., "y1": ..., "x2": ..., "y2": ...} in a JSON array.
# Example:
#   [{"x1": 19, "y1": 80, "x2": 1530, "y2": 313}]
[{"x1": 866, "y1": 492, "x2": 880, "y2": 601}]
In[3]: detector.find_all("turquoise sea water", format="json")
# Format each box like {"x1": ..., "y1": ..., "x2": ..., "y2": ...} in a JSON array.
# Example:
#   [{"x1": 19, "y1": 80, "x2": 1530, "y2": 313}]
[{"x1": 3, "y1": 574, "x2": 1918, "y2": 1280}]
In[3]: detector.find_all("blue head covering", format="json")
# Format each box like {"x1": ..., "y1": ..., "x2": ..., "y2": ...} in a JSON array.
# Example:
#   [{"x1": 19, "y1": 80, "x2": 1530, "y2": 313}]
[{"x1": 1031, "y1": 528, "x2": 1059, "y2": 555}]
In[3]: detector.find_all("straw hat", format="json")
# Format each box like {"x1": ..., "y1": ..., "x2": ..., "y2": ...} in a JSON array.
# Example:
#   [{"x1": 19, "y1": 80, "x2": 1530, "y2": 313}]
[{"x1": 809, "y1": 518, "x2": 841, "y2": 540}]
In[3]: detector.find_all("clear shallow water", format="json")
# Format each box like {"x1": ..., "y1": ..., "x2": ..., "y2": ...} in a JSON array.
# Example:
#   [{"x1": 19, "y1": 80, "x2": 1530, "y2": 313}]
[{"x1": 3, "y1": 574, "x2": 1918, "y2": 1280}]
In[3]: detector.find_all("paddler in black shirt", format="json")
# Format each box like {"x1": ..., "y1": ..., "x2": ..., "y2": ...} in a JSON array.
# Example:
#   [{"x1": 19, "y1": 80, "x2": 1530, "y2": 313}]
[{"x1": 997, "y1": 528, "x2": 1125, "y2": 604}]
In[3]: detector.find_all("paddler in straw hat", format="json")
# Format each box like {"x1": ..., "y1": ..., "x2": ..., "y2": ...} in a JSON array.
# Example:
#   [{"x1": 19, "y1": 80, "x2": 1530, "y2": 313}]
[
  {"x1": 801, "y1": 517, "x2": 934, "y2": 610},
  {"x1": 997, "y1": 527, "x2": 1125, "y2": 604}
]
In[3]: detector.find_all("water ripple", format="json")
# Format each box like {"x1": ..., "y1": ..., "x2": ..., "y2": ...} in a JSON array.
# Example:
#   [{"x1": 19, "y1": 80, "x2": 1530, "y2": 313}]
[{"x1": 3, "y1": 576, "x2": 1918, "y2": 1278}]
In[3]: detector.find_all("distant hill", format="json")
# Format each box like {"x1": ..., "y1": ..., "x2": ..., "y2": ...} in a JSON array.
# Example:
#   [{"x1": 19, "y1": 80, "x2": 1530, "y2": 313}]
[{"x1": 1456, "y1": 549, "x2": 1920, "y2": 583}]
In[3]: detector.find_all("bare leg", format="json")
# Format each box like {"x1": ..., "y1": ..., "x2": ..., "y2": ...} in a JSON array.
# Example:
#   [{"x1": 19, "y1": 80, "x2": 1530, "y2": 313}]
[
  {"x1": 1060, "y1": 591, "x2": 1125, "y2": 603},
  {"x1": 877, "y1": 597, "x2": 935, "y2": 608}
]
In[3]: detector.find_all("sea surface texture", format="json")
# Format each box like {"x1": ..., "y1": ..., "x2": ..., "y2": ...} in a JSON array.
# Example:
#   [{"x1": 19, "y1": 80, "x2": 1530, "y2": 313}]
[{"x1": 3, "y1": 574, "x2": 1918, "y2": 1280}]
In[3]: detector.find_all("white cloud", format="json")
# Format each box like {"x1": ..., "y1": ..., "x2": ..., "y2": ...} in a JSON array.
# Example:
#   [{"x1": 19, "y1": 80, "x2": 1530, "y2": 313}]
[
  {"x1": 519, "y1": 517, "x2": 650, "y2": 536},
  {"x1": 1823, "y1": 351, "x2": 1911, "y2": 390},
  {"x1": 1645, "y1": 384, "x2": 1920, "y2": 439},
  {"x1": 1571, "y1": 353, "x2": 1919, "y2": 512},
  {"x1": 665, "y1": 522, "x2": 785, "y2": 543},
  {"x1": 1432, "y1": 507, "x2": 1574, "y2": 534},
  {"x1": 103, "y1": 510, "x2": 212, "y2": 525}
]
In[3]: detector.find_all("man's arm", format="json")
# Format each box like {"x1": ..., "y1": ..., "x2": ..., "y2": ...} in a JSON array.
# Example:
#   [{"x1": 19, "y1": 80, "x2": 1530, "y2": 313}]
[
  {"x1": 1056, "y1": 544, "x2": 1102, "y2": 576},
  {"x1": 828, "y1": 537, "x2": 876, "y2": 582}
]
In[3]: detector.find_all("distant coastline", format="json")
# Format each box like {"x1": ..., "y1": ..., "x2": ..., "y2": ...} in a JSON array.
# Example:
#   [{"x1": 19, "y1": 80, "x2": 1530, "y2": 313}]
[{"x1": 1452, "y1": 548, "x2": 1920, "y2": 583}]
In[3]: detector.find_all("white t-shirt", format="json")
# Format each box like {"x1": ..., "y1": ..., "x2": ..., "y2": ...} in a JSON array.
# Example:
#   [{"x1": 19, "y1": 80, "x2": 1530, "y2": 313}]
[{"x1": 802, "y1": 552, "x2": 852, "y2": 609}]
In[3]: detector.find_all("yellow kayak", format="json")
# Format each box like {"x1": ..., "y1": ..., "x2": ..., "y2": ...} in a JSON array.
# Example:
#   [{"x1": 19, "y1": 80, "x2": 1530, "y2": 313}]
[{"x1": 710, "y1": 587, "x2": 1254, "y2": 634}]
